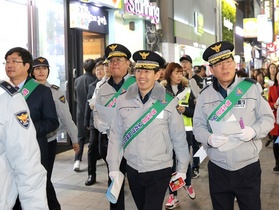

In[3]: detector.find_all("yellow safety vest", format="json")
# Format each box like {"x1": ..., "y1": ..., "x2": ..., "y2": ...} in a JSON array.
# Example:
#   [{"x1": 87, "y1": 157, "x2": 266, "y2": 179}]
[{"x1": 178, "y1": 87, "x2": 192, "y2": 131}]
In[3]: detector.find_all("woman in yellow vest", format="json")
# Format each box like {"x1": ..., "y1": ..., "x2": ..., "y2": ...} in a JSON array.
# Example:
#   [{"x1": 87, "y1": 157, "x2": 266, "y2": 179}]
[{"x1": 160, "y1": 62, "x2": 198, "y2": 209}]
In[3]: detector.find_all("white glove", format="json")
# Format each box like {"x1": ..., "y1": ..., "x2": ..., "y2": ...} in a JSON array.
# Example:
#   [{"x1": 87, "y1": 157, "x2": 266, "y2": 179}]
[
  {"x1": 234, "y1": 126, "x2": 256, "y2": 142},
  {"x1": 172, "y1": 172, "x2": 186, "y2": 182},
  {"x1": 98, "y1": 121, "x2": 110, "y2": 133},
  {"x1": 208, "y1": 134, "x2": 229, "y2": 148},
  {"x1": 109, "y1": 171, "x2": 120, "y2": 181}
]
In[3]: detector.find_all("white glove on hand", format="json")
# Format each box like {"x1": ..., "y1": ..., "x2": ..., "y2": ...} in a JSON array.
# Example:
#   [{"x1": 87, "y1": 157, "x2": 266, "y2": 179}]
[
  {"x1": 109, "y1": 171, "x2": 120, "y2": 181},
  {"x1": 98, "y1": 121, "x2": 110, "y2": 133},
  {"x1": 234, "y1": 126, "x2": 256, "y2": 142},
  {"x1": 172, "y1": 172, "x2": 186, "y2": 182},
  {"x1": 208, "y1": 134, "x2": 229, "y2": 147}
]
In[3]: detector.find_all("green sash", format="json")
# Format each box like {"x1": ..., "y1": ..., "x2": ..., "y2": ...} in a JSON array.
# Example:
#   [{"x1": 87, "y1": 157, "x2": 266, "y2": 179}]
[
  {"x1": 105, "y1": 76, "x2": 136, "y2": 108},
  {"x1": 207, "y1": 79, "x2": 253, "y2": 121},
  {"x1": 20, "y1": 79, "x2": 39, "y2": 100},
  {"x1": 123, "y1": 93, "x2": 174, "y2": 150}
]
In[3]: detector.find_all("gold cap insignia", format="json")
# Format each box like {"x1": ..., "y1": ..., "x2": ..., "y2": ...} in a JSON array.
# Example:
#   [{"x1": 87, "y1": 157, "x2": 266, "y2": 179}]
[
  {"x1": 211, "y1": 44, "x2": 222, "y2": 53},
  {"x1": 139, "y1": 52, "x2": 149, "y2": 59},
  {"x1": 38, "y1": 58, "x2": 45, "y2": 63},
  {"x1": 109, "y1": 45, "x2": 117, "y2": 52}
]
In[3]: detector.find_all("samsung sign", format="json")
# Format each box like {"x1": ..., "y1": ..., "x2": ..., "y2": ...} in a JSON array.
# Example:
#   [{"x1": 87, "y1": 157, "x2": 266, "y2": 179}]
[
  {"x1": 70, "y1": 2, "x2": 108, "y2": 34},
  {"x1": 124, "y1": 0, "x2": 160, "y2": 24}
]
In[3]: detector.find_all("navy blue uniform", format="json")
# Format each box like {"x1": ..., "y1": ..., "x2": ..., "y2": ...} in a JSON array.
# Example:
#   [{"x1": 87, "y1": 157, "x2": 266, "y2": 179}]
[{"x1": 25, "y1": 76, "x2": 60, "y2": 210}]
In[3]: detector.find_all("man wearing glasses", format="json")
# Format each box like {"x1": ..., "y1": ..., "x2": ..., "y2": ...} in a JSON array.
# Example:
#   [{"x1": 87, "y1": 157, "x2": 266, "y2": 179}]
[
  {"x1": 93, "y1": 43, "x2": 133, "y2": 210},
  {"x1": 193, "y1": 41, "x2": 274, "y2": 210},
  {"x1": 4, "y1": 47, "x2": 59, "y2": 210}
]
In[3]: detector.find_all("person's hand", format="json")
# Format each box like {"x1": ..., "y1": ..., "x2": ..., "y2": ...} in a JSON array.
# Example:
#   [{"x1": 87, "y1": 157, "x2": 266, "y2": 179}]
[
  {"x1": 176, "y1": 105, "x2": 186, "y2": 114},
  {"x1": 234, "y1": 126, "x2": 256, "y2": 142},
  {"x1": 187, "y1": 69, "x2": 193, "y2": 79},
  {"x1": 109, "y1": 171, "x2": 120, "y2": 181},
  {"x1": 98, "y1": 121, "x2": 110, "y2": 132},
  {"x1": 172, "y1": 172, "x2": 186, "y2": 182},
  {"x1": 208, "y1": 134, "x2": 228, "y2": 147},
  {"x1": 72, "y1": 143, "x2": 80, "y2": 153}
]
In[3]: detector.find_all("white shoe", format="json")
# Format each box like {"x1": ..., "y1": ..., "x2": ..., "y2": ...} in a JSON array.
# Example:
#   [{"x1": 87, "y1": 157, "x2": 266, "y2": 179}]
[
  {"x1": 73, "y1": 160, "x2": 80, "y2": 171},
  {"x1": 96, "y1": 159, "x2": 106, "y2": 166}
]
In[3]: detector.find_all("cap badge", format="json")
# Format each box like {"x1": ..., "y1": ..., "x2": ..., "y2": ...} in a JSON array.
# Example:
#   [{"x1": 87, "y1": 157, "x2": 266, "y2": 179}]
[
  {"x1": 211, "y1": 43, "x2": 222, "y2": 52},
  {"x1": 38, "y1": 58, "x2": 45, "y2": 63},
  {"x1": 109, "y1": 45, "x2": 117, "y2": 52},
  {"x1": 139, "y1": 52, "x2": 149, "y2": 59}
]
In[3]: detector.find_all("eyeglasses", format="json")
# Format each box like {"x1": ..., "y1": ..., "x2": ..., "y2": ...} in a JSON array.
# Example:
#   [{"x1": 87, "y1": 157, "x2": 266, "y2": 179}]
[
  {"x1": 212, "y1": 59, "x2": 233, "y2": 69},
  {"x1": 108, "y1": 57, "x2": 125, "y2": 64},
  {"x1": 3, "y1": 60, "x2": 24, "y2": 65}
]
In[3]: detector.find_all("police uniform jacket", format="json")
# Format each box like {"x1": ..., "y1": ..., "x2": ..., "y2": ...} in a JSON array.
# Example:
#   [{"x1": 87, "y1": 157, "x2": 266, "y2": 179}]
[
  {"x1": 107, "y1": 82, "x2": 190, "y2": 173},
  {"x1": 24, "y1": 76, "x2": 59, "y2": 168},
  {"x1": 193, "y1": 76, "x2": 274, "y2": 171},
  {"x1": 0, "y1": 81, "x2": 48, "y2": 210},
  {"x1": 74, "y1": 72, "x2": 96, "y2": 138},
  {"x1": 93, "y1": 74, "x2": 133, "y2": 131},
  {"x1": 46, "y1": 81, "x2": 78, "y2": 144}
]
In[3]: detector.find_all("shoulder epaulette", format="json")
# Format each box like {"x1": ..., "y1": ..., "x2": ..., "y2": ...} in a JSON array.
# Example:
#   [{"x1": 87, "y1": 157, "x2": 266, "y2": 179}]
[
  {"x1": 200, "y1": 84, "x2": 210, "y2": 94},
  {"x1": 51, "y1": 84, "x2": 60, "y2": 90},
  {"x1": 0, "y1": 81, "x2": 18, "y2": 96},
  {"x1": 244, "y1": 77, "x2": 256, "y2": 84}
]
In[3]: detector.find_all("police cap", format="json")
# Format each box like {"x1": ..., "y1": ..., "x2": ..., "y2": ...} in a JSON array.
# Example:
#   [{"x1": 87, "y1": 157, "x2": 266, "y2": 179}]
[
  {"x1": 203, "y1": 41, "x2": 234, "y2": 65},
  {"x1": 133, "y1": 50, "x2": 165, "y2": 72},
  {"x1": 179, "y1": 54, "x2": 192, "y2": 63},
  {"x1": 105, "y1": 43, "x2": 131, "y2": 60},
  {"x1": 33, "y1": 57, "x2": 50, "y2": 68}
]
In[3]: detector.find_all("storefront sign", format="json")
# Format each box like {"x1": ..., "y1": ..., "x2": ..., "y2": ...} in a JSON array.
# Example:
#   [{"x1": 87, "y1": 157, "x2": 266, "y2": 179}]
[
  {"x1": 79, "y1": 0, "x2": 122, "y2": 9},
  {"x1": 194, "y1": 12, "x2": 204, "y2": 35},
  {"x1": 70, "y1": 2, "x2": 108, "y2": 34},
  {"x1": 243, "y1": 18, "x2": 257, "y2": 38},
  {"x1": 124, "y1": 0, "x2": 160, "y2": 24}
]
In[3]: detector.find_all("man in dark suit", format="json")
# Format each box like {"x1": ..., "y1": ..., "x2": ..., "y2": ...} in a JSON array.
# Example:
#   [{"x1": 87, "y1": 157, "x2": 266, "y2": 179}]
[
  {"x1": 5, "y1": 47, "x2": 60, "y2": 210},
  {"x1": 74, "y1": 59, "x2": 97, "y2": 171}
]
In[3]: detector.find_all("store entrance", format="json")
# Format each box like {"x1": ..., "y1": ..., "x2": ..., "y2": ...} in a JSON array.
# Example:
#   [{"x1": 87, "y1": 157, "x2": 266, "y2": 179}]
[{"x1": 83, "y1": 31, "x2": 105, "y2": 61}]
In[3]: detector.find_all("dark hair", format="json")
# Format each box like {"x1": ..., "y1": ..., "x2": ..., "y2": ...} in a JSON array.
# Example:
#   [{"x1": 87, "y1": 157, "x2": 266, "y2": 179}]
[
  {"x1": 94, "y1": 57, "x2": 105, "y2": 68},
  {"x1": 200, "y1": 65, "x2": 206, "y2": 71},
  {"x1": 164, "y1": 62, "x2": 183, "y2": 84},
  {"x1": 266, "y1": 63, "x2": 278, "y2": 79},
  {"x1": 236, "y1": 69, "x2": 248, "y2": 78},
  {"x1": 83, "y1": 59, "x2": 96, "y2": 72},
  {"x1": 5, "y1": 47, "x2": 33, "y2": 73},
  {"x1": 274, "y1": 71, "x2": 279, "y2": 86}
]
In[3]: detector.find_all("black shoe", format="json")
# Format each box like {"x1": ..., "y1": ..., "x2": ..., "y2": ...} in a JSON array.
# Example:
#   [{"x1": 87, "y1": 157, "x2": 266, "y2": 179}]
[
  {"x1": 265, "y1": 139, "x2": 272, "y2": 147},
  {"x1": 85, "y1": 175, "x2": 96, "y2": 186},
  {"x1": 273, "y1": 166, "x2": 279, "y2": 172}
]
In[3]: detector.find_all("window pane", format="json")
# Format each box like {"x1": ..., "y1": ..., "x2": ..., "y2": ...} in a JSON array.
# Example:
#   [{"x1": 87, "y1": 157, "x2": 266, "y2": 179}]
[
  {"x1": 34, "y1": 0, "x2": 66, "y2": 91},
  {"x1": 0, "y1": 0, "x2": 28, "y2": 80}
]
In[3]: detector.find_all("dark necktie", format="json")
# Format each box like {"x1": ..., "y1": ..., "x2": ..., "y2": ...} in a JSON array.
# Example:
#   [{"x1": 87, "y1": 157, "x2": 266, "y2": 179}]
[{"x1": 15, "y1": 86, "x2": 19, "y2": 91}]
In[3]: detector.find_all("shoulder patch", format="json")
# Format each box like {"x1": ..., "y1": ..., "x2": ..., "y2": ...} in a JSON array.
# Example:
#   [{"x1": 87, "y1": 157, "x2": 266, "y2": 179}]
[
  {"x1": 244, "y1": 77, "x2": 256, "y2": 84},
  {"x1": 0, "y1": 81, "x2": 18, "y2": 96},
  {"x1": 15, "y1": 111, "x2": 30, "y2": 129},
  {"x1": 51, "y1": 84, "x2": 60, "y2": 90},
  {"x1": 200, "y1": 84, "x2": 210, "y2": 94},
  {"x1": 59, "y1": 95, "x2": 66, "y2": 103}
]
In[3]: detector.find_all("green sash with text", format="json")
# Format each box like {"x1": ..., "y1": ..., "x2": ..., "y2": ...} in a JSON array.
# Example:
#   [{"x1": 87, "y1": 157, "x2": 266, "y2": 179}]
[
  {"x1": 207, "y1": 79, "x2": 254, "y2": 122},
  {"x1": 105, "y1": 76, "x2": 136, "y2": 108},
  {"x1": 123, "y1": 93, "x2": 174, "y2": 150},
  {"x1": 20, "y1": 79, "x2": 40, "y2": 100}
]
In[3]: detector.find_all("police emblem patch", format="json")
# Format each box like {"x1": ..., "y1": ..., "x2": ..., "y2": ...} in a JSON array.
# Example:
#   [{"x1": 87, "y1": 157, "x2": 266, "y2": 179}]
[
  {"x1": 59, "y1": 95, "x2": 66, "y2": 103},
  {"x1": 15, "y1": 111, "x2": 30, "y2": 129}
]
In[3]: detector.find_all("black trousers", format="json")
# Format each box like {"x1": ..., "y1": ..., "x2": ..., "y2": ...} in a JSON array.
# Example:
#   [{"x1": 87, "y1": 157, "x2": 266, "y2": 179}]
[
  {"x1": 100, "y1": 133, "x2": 126, "y2": 210},
  {"x1": 208, "y1": 160, "x2": 261, "y2": 210},
  {"x1": 87, "y1": 128, "x2": 101, "y2": 176},
  {"x1": 127, "y1": 165, "x2": 172, "y2": 210}
]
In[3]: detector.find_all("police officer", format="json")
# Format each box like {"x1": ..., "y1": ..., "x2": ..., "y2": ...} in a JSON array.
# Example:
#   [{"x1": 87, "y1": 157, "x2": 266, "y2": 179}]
[
  {"x1": 107, "y1": 50, "x2": 190, "y2": 210},
  {"x1": 4, "y1": 47, "x2": 60, "y2": 210},
  {"x1": 0, "y1": 80, "x2": 48, "y2": 210},
  {"x1": 193, "y1": 41, "x2": 274, "y2": 210},
  {"x1": 93, "y1": 43, "x2": 133, "y2": 210}
]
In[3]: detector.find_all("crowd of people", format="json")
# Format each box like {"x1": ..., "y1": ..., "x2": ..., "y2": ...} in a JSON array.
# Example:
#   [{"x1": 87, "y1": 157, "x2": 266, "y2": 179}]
[{"x1": 1, "y1": 40, "x2": 278, "y2": 210}]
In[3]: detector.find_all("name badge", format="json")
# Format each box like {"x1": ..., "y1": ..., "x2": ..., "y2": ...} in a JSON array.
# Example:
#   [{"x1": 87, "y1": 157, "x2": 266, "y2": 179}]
[{"x1": 234, "y1": 99, "x2": 246, "y2": 108}]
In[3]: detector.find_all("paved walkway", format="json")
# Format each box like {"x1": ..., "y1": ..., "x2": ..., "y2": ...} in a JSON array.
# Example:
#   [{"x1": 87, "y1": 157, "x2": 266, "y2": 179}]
[{"x1": 52, "y1": 139, "x2": 279, "y2": 210}]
